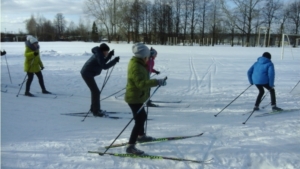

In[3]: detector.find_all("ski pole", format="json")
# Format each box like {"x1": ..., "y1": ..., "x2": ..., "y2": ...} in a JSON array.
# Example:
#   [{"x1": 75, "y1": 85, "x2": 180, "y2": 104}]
[
  {"x1": 115, "y1": 74, "x2": 157, "y2": 98},
  {"x1": 290, "y1": 80, "x2": 300, "y2": 93},
  {"x1": 4, "y1": 53, "x2": 12, "y2": 84},
  {"x1": 100, "y1": 87, "x2": 125, "y2": 101},
  {"x1": 103, "y1": 77, "x2": 167, "y2": 154},
  {"x1": 214, "y1": 84, "x2": 252, "y2": 117},
  {"x1": 243, "y1": 90, "x2": 269, "y2": 124}
]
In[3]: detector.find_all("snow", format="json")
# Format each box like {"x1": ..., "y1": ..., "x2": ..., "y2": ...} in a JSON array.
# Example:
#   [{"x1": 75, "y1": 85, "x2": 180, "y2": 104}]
[{"x1": 1, "y1": 42, "x2": 300, "y2": 169}]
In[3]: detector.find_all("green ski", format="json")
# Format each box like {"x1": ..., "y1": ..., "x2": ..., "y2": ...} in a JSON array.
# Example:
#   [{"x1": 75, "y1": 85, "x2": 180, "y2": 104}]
[
  {"x1": 88, "y1": 151, "x2": 213, "y2": 164},
  {"x1": 104, "y1": 133, "x2": 204, "y2": 149}
]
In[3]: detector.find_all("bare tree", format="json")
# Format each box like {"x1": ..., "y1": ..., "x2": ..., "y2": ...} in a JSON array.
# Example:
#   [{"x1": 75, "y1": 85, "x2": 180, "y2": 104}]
[
  {"x1": 84, "y1": 0, "x2": 115, "y2": 42},
  {"x1": 231, "y1": 0, "x2": 264, "y2": 46},
  {"x1": 198, "y1": 0, "x2": 210, "y2": 45},
  {"x1": 221, "y1": 0, "x2": 238, "y2": 46},
  {"x1": 262, "y1": 0, "x2": 282, "y2": 46},
  {"x1": 53, "y1": 13, "x2": 67, "y2": 39},
  {"x1": 288, "y1": 0, "x2": 300, "y2": 36},
  {"x1": 25, "y1": 15, "x2": 37, "y2": 37}
]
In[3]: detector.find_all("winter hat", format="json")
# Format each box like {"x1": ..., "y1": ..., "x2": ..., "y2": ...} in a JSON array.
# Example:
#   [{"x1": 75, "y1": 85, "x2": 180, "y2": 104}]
[
  {"x1": 99, "y1": 43, "x2": 110, "y2": 52},
  {"x1": 262, "y1": 52, "x2": 271, "y2": 59},
  {"x1": 132, "y1": 43, "x2": 150, "y2": 58},
  {"x1": 150, "y1": 48, "x2": 157, "y2": 57},
  {"x1": 27, "y1": 35, "x2": 38, "y2": 44}
]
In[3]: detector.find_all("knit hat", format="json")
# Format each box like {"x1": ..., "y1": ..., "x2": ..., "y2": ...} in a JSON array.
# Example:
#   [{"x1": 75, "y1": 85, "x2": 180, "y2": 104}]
[
  {"x1": 262, "y1": 52, "x2": 271, "y2": 59},
  {"x1": 150, "y1": 48, "x2": 157, "y2": 57},
  {"x1": 27, "y1": 35, "x2": 38, "y2": 44},
  {"x1": 132, "y1": 43, "x2": 150, "y2": 58},
  {"x1": 99, "y1": 43, "x2": 110, "y2": 52}
]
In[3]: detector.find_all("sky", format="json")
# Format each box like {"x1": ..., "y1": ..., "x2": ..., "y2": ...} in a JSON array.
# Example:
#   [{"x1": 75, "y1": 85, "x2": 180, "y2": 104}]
[{"x1": 1, "y1": 0, "x2": 86, "y2": 34}]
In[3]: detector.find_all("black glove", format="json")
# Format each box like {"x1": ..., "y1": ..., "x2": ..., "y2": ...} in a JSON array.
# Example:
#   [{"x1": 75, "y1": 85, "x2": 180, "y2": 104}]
[
  {"x1": 155, "y1": 71, "x2": 160, "y2": 75},
  {"x1": 114, "y1": 56, "x2": 120, "y2": 62},
  {"x1": 109, "y1": 50, "x2": 114, "y2": 56},
  {"x1": 41, "y1": 67, "x2": 44, "y2": 70},
  {"x1": 34, "y1": 51, "x2": 39, "y2": 56},
  {"x1": 1, "y1": 50, "x2": 6, "y2": 56}
]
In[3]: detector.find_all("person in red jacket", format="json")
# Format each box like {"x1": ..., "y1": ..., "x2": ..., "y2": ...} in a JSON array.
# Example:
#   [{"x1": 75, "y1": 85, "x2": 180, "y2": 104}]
[{"x1": 146, "y1": 48, "x2": 160, "y2": 107}]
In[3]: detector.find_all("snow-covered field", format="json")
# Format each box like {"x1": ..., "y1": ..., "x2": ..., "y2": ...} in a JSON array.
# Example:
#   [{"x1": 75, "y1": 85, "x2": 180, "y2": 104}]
[{"x1": 1, "y1": 42, "x2": 300, "y2": 169}]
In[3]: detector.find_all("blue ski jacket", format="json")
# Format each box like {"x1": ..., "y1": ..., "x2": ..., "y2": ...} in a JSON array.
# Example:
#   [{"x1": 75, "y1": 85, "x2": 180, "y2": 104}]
[
  {"x1": 81, "y1": 46, "x2": 117, "y2": 77},
  {"x1": 247, "y1": 56, "x2": 275, "y2": 87}
]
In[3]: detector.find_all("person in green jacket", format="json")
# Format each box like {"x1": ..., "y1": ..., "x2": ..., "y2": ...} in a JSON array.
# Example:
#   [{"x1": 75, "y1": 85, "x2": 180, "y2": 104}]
[
  {"x1": 24, "y1": 35, "x2": 51, "y2": 97},
  {"x1": 125, "y1": 43, "x2": 167, "y2": 155}
]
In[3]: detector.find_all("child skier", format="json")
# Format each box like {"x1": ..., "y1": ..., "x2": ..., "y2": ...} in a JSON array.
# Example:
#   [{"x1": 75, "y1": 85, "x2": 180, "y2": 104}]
[
  {"x1": 146, "y1": 47, "x2": 160, "y2": 107},
  {"x1": 81, "y1": 43, "x2": 120, "y2": 117},
  {"x1": 247, "y1": 52, "x2": 282, "y2": 111},
  {"x1": 24, "y1": 35, "x2": 51, "y2": 96},
  {"x1": 125, "y1": 43, "x2": 167, "y2": 155}
]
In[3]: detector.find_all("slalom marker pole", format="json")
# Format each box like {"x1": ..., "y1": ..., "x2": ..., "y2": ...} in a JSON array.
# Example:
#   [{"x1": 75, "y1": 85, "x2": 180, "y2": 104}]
[
  {"x1": 103, "y1": 77, "x2": 167, "y2": 154},
  {"x1": 214, "y1": 85, "x2": 252, "y2": 117}
]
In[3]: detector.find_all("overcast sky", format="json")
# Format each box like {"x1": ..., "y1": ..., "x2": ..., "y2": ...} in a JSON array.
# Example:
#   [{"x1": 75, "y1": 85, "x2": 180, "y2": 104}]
[{"x1": 1, "y1": 0, "x2": 86, "y2": 34}]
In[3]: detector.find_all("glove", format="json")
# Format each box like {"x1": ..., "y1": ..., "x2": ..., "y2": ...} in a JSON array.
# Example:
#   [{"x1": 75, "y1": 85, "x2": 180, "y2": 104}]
[
  {"x1": 34, "y1": 51, "x2": 39, "y2": 56},
  {"x1": 41, "y1": 67, "x2": 44, "y2": 70},
  {"x1": 108, "y1": 50, "x2": 114, "y2": 57},
  {"x1": 157, "y1": 79, "x2": 167, "y2": 86},
  {"x1": 154, "y1": 71, "x2": 160, "y2": 75},
  {"x1": 1, "y1": 50, "x2": 6, "y2": 56},
  {"x1": 114, "y1": 56, "x2": 120, "y2": 62}
]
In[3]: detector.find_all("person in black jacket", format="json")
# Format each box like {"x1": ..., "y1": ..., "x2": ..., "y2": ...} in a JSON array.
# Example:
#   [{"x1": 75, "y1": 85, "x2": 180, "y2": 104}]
[{"x1": 80, "y1": 43, "x2": 120, "y2": 116}]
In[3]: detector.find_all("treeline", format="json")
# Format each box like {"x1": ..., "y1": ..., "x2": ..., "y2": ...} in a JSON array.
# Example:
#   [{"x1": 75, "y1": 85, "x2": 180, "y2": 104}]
[{"x1": 24, "y1": 0, "x2": 300, "y2": 46}]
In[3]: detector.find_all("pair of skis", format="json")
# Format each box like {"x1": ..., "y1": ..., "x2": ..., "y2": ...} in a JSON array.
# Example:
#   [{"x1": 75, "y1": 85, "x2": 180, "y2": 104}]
[{"x1": 89, "y1": 133, "x2": 213, "y2": 164}]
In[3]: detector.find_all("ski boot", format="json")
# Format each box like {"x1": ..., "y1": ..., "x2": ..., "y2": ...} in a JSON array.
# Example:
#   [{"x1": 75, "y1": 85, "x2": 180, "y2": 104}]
[
  {"x1": 25, "y1": 91, "x2": 34, "y2": 97},
  {"x1": 137, "y1": 135, "x2": 155, "y2": 142},
  {"x1": 272, "y1": 105, "x2": 283, "y2": 111},
  {"x1": 126, "y1": 144, "x2": 144, "y2": 155},
  {"x1": 253, "y1": 106, "x2": 260, "y2": 111}
]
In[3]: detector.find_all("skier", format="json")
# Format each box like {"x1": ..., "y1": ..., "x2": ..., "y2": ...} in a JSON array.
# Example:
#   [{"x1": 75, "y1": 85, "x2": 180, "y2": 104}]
[
  {"x1": 81, "y1": 43, "x2": 119, "y2": 117},
  {"x1": 125, "y1": 43, "x2": 167, "y2": 155},
  {"x1": 146, "y1": 47, "x2": 160, "y2": 107},
  {"x1": 247, "y1": 52, "x2": 282, "y2": 111},
  {"x1": 1, "y1": 50, "x2": 6, "y2": 56},
  {"x1": 24, "y1": 35, "x2": 51, "y2": 96}
]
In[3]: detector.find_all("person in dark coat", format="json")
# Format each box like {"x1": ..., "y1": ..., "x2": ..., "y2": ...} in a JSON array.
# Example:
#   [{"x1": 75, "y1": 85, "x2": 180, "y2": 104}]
[
  {"x1": 247, "y1": 52, "x2": 282, "y2": 111},
  {"x1": 81, "y1": 43, "x2": 120, "y2": 117}
]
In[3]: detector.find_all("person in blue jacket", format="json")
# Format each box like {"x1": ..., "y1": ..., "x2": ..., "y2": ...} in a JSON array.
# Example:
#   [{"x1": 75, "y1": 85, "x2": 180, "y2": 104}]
[
  {"x1": 81, "y1": 43, "x2": 120, "y2": 116},
  {"x1": 247, "y1": 52, "x2": 282, "y2": 111}
]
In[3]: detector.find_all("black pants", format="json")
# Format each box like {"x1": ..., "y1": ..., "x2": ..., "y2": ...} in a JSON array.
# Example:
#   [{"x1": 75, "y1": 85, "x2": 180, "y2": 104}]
[
  {"x1": 128, "y1": 104, "x2": 147, "y2": 144},
  {"x1": 25, "y1": 71, "x2": 46, "y2": 92},
  {"x1": 82, "y1": 75, "x2": 100, "y2": 113},
  {"x1": 255, "y1": 84, "x2": 276, "y2": 106}
]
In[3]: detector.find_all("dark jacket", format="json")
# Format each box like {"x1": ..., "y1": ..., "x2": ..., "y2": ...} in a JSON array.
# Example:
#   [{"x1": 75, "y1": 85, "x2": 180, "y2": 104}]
[
  {"x1": 80, "y1": 46, "x2": 117, "y2": 77},
  {"x1": 247, "y1": 56, "x2": 275, "y2": 87},
  {"x1": 125, "y1": 57, "x2": 158, "y2": 104}
]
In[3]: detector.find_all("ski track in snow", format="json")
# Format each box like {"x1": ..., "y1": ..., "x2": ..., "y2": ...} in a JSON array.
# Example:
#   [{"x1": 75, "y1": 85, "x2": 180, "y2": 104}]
[{"x1": 1, "y1": 42, "x2": 300, "y2": 169}]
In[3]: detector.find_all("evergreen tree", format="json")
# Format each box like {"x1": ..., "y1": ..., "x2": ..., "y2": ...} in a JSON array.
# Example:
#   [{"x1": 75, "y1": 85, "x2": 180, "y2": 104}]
[{"x1": 91, "y1": 21, "x2": 99, "y2": 42}]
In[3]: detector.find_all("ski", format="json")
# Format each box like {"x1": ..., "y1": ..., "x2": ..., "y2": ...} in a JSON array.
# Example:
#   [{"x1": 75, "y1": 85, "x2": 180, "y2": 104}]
[
  {"x1": 37, "y1": 92, "x2": 73, "y2": 97},
  {"x1": 152, "y1": 100, "x2": 182, "y2": 103},
  {"x1": 1, "y1": 89, "x2": 8, "y2": 93},
  {"x1": 60, "y1": 112, "x2": 122, "y2": 119},
  {"x1": 22, "y1": 94, "x2": 57, "y2": 99},
  {"x1": 153, "y1": 104, "x2": 190, "y2": 108},
  {"x1": 88, "y1": 151, "x2": 213, "y2": 164},
  {"x1": 104, "y1": 133, "x2": 204, "y2": 149},
  {"x1": 255, "y1": 108, "x2": 300, "y2": 117}
]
